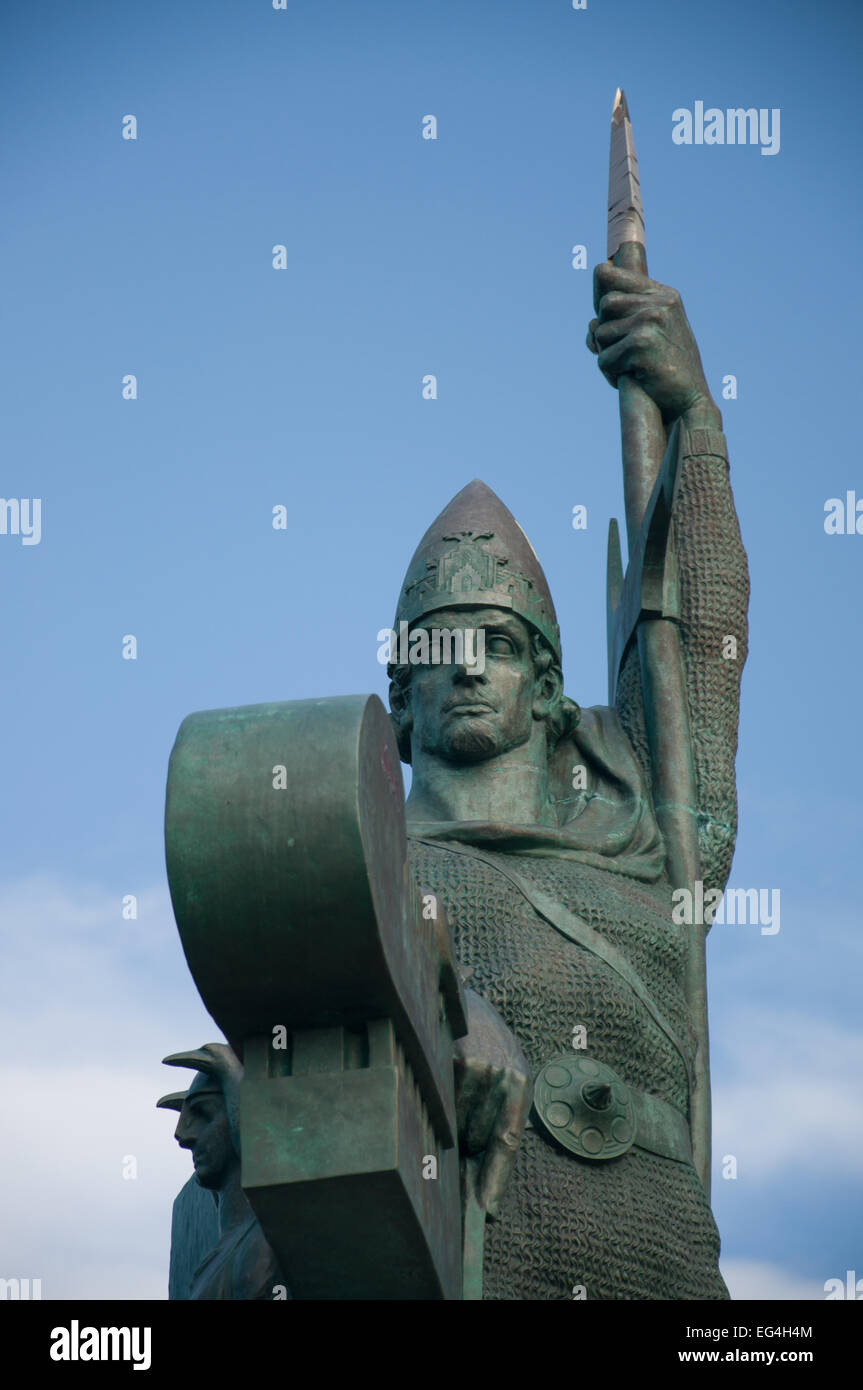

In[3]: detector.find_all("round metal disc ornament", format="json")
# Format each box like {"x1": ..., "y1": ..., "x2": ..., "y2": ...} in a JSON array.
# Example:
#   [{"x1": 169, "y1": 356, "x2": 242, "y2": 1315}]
[{"x1": 533, "y1": 1054, "x2": 636, "y2": 1160}]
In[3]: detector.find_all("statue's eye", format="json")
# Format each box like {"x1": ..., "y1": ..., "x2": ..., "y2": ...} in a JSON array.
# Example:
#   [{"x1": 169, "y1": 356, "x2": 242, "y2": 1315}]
[{"x1": 486, "y1": 635, "x2": 515, "y2": 655}]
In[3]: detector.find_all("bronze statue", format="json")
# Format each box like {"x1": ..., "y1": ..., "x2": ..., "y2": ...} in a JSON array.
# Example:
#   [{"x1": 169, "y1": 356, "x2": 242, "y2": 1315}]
[
  {"x1": 157, "y1": 1045, "x2": 286, "y2": 1299},
  {"x1": 391, "y1": 443, "x2": 745, "y2": 1299},
  {"x1": 160, "y1": 91, "x2": 748, "y2": 1299}
]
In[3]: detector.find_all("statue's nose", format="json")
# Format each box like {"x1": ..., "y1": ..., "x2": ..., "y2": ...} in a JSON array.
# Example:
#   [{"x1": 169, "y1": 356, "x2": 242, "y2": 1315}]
[{"x1": 174, "y1": 1117, "x2": 195, "y2": 1148}]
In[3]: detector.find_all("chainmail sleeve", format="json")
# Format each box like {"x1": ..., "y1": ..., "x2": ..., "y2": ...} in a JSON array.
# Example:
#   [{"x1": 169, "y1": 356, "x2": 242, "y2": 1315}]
[{"x1": 614, "y1": 423, "x2": 749, "y2": 893}]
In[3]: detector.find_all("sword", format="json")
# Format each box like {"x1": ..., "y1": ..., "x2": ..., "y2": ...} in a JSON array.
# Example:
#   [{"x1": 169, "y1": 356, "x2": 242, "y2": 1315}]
[{"x1": 605, "y1": 88, "x2": 711, "y2": 1195}]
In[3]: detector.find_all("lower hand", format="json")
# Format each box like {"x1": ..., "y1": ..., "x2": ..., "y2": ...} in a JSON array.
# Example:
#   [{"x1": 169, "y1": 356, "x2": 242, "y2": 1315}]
[{"x1": 453, "y1": 989, "x2": 531, "y2": 1219}]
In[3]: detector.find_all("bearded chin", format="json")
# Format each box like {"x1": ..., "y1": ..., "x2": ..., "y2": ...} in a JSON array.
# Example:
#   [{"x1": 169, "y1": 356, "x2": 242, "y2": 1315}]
[{"x1": 444, "y1": 717, "x2": 499, "y2": 762}]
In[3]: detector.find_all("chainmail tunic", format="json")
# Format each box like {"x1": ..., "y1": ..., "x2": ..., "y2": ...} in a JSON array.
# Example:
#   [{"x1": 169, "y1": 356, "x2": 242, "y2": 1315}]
[
  {"x1": 407, "y1": 437, "x2": 748, "y2": 1301},
  {"x1": 410, "y1": 838, "x2": 729, "y2": 1301}
]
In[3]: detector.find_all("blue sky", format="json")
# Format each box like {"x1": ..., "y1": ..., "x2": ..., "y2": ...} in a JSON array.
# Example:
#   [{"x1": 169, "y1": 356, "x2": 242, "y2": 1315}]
[{"x1": 1, "y1": 0, "x2": 861, "y2": 1299}]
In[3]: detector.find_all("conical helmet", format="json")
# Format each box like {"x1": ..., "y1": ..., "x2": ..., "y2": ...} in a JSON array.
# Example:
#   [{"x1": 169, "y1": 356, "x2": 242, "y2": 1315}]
[{"x1": 394, "y1": 479, "x2": 561, "y2": 661}]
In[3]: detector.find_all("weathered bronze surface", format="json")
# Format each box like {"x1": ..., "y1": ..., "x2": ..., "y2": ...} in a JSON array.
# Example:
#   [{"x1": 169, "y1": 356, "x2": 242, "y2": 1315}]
[
  {"x1": 164, "y1": 694, "x2": 470, "y2": 1298},
  {"x1": 157, "y1": 1045, "x2": 285, "y2": 1299},
  {"x1": 161, "y1": 91, "x2": 748, "y2": 1299}
]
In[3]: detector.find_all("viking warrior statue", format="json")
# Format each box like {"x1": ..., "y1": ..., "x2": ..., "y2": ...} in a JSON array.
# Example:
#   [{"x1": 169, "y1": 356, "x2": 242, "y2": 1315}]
[
  {"x1": 160, "y1": 94, "x2": 748, "y2": 1300},
  {"x1": 386, "y1": 255, "x2": 748, "y2": 1299}
]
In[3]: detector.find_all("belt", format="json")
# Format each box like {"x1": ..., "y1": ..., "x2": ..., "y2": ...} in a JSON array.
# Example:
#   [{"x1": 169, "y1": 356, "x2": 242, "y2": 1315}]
[{"x1": 528, "y1": 1053, "x2": 693, "y2": 1166}]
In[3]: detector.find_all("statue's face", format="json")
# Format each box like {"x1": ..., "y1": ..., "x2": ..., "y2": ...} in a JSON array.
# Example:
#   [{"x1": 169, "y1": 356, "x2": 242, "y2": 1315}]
[
  {"x1": 174, "y1": 1088, "x2": 235, "y2": 1191},
  {"x1": 406, "y1": 607, "x2": 545, "y2": 764}
]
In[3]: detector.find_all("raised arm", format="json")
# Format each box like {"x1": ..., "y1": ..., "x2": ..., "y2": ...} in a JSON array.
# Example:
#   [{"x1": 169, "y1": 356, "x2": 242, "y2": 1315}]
[{"x1": 589, "y1": 264, "x2": 750, "y2": 892}]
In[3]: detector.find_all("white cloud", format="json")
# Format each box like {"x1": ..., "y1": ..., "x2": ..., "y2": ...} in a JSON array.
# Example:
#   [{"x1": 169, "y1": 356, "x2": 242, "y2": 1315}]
[
  {"x1": 0, "y1": 876, "x2": 218, "y2": 1299},
  {"x1": 720, "y1": 1259, "x2": 828, "y2": 1301},
  {"x1": 712, "y1": 1008, "x2": 863, "y2": 1181}
]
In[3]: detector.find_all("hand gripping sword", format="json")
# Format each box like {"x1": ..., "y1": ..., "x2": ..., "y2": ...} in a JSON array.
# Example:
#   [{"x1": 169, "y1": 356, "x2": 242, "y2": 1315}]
[{"x1": 605, "y1": 88, "x2": 711, "y2": 1196}]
